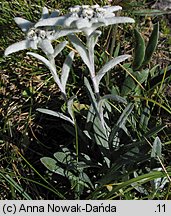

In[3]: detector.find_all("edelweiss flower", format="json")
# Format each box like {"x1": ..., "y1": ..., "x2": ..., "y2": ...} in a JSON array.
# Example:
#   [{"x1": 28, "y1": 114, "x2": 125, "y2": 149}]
[
  {"x1": 4, "y1": 7, "x2": 59, "y2": 56},
  {"x1": 35, "y1": 5, "x2": 135, "y2": 36}
]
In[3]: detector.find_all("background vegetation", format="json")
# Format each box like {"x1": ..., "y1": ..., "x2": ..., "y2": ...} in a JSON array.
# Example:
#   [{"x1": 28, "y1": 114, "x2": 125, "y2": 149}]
[{"x1": 0, "y1": 0, "x2": 171, "y2": 199}]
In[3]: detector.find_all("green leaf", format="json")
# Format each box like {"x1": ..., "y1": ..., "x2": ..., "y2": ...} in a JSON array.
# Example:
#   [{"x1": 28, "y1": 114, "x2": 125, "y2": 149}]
[
  {"x1": 121, "y1": 73, "x2": 136, "y2": 97},
  {"x1": 149, "y1": 64, "x2": 159, "y2": 77},
  {"x1": 97, "y1": 99, "x2": 111, "y2": 131},
  {"x1": 114, "y1": 42, "x2": 120, "y2": 57},
  {"x1": 151, "y1": 136, "x2": 162, "y2": 158},
  {"x1": 140, "y1": 106, "x2": 150, "y2": 131},
  {"x1": 143, "y1": 22, "x2": 159, "y2": 66},
  {"x1": 54, "y1": 151, "x2": 71, "y2": 165},
  {"x1": 121, "y1": 69, "x2": 149, "y2": 96},
  {"x1": 132, "y1": 28, "x2": 145, "y2": 70},
  {"x1": 101, "y1": 94, "x2": 127, "y2": 104},
  {"x1": 132, "y1": 9, "x2": 167, "y2": 16},
  {"x1": 79, "y1": 171, "x2": 94, "y2": 189},
  {"x1": 40, "y1": 157, "x2": 65, "y2": 176},
  {"x1": 151, "y1": 168, "x2": 169, "y2": 191},
  {"x1": 123, "y1": 124, "x2": 166, "y2": 152},
  {"x1": 145, "y1": 125, "x2": 166, "y2": 139}
]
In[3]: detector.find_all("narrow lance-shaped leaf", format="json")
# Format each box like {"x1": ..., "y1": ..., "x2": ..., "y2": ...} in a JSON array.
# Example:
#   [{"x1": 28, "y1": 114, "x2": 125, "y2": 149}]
[
  {"x1": 27, "y1": 52, "x2": 64, "y2": 93},
  {"x1": 143, "y1": 22, "x2": 159, "y2": 66},
  {"x1": 96, "y1": 55, "x2": 131, "y2": 85},
  {"x1": 117, "y1": 103, "x2": 134, "y2": 129},
  {"x1": 79, "y1": 171, "x2": 94, "y2": 189},
  {"x1": 93, "y1": 115, "x2": 110, "y2": 167},
  {"x1": 151, "y1": 136, "x2": 162, "y2": 158},
  {"x1": 132, "y1": 28, "x2": 145, "y2": 70},
  {"x1": 97, "y1": 98, "x2": 106, "y2": 129},
  {"x1": 87, "y1": 31, "x2": 101, "y2": 69},
  {"x1": 39, "y1": 39, "x2": 54, "y2": 55},
  {"x1": 53, "y1": 41, "x2": 68, "y2": 58},
  {"x1": 49, "y1": 10, "x2": 60, "y2": 18},
  {"x1": 151, "y1": 168, "x2": 169, "y2": 191},
  {"x1": 35, "y1": 16, "x2": 67, "y2": 27},
  {"x1": 14, "y1": 17, "x2": 33, "y2": 32},
  {"x1": 109, "y1": 103, "x2": 134, "y2": 146},
  {"x1": 4, "y1": 40, "x2": 29, "y2": 56},
  {"x1": 106, "y1": 5, "x2": 122, "y2": 13},
  {"x1": 68, "y1": 34, "x2": 92, "y2": 72},
  {"x1": 84, "y1": 77, "x2": 100, "y2": 119},
  {"x1": 104, "y1": 16, "x2": 135, "y2": 26},
  {"x1": 41, "y1": 7, "x2": 49, "y2": 19},
  {"x1": 87, "y1": 31, "x2": 101, "y2": 49},
  {"x1": 37, "y1": 108, "x2": 74, "y2": 125},
  {"x1": 61, "y1": 51, "x2": 75, "y2": 91},
  {"x1": 140, "y1": 106, "x2": 150, "y2": 131},
  {"x1": 101, "y1": 94, "x2": 127, "y2": 104}
]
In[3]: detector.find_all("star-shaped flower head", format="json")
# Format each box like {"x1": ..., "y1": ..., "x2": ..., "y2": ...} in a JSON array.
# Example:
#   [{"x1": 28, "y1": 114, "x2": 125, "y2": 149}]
[
  {"x1": 35, "y1": 5, "x2": 135, "y2": 37},
  {"x1": 4, "y1": 7, "x2": 77, "y2": 56}
]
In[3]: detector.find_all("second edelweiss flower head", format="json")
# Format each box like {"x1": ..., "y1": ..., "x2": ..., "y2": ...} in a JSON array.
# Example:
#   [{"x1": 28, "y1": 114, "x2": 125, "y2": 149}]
[
  {"x1": 68, "y1": 4, "x2": 121, "y2": 19},
  {"x1": 35, "y1": 4, "x2": 135, "y2": 37}
]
